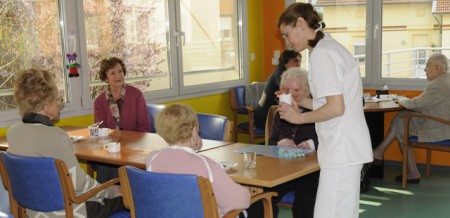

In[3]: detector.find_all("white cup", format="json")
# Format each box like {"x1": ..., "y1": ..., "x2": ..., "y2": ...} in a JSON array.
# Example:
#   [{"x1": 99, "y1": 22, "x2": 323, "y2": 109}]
[
  {"x1": 278, "y1": 93, "x2": 292, "y2": 105},
  {"x1": 98, "y1": 128, "x2": 111, "y2": 137},
  {"x1": 103, "y1": 142, "x2": 121, "y2": 153},
  {"x1": 88, "y1": 125, "x2": 99, "y2": 138},
  {"x1": 243, "y1": 152, "x2": 256, "y2": 168}
]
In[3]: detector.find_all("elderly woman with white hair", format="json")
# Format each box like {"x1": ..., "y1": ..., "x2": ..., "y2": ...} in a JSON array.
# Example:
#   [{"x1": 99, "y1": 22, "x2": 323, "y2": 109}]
[
  {"x1": 144, "y1": 103, "x2": 250, "y2": 217},
  {"x1": 266, "y1": 67, "x2": 319, "y2": 218}
]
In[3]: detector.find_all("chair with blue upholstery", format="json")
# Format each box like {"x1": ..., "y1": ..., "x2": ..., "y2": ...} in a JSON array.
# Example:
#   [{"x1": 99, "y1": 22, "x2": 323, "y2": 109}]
[
  {"x1": 229, "y1": 86, "x2": 265, "y2": 144},
  {"x1": 401, "y1": 113, "x2": 450, "y2": 189},
  {"x1": 119, "y1": 166, "x2": 277, "y2": 218},
  {"x1": 0, "y1": 152, "x2": 129, "y2": 218},
  {"x1": 146, "y1": 103, "x2": 166, "y2": 133},
  {"x1": 197, "y1": 113, "x2": 233, "y2": 142}
]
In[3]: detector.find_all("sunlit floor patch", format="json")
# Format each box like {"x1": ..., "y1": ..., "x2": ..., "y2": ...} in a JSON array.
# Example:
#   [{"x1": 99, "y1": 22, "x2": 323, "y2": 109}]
[
  {"x1": 373, "y1": 186, "x2": 414, "y2": 195},
  {"x1": 359, "y1": 200, "x2": 382, "y2": 206}
]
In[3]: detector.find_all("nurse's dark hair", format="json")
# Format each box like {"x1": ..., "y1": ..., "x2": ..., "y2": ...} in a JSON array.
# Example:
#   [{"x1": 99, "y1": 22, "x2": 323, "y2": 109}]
[
  {"x1": 278, "y1": 50, "x2": 301, "y2": 69},
  {"x1": 277, "y1": 3, "x2": 325, "y2": 48}
]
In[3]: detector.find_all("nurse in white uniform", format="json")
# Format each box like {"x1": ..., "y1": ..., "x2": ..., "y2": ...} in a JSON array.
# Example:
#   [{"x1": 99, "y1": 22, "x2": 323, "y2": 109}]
[{"x1": 277, "y1": 3, "x2": 373, "y2": 218}]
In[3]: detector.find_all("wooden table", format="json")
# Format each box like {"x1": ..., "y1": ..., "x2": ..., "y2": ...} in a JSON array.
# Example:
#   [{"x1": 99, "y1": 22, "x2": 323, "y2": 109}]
[
  {"x1": 2, "y1": 126, "x2": 319, "y2": 195},
  {"x1": 200, "y1": 143, "x2": 319, "y2": 187},
  {"x1": 364, "y1": 100, "x2": 404, "y2": 180},
  {"x1": 0, "y1": 126, "x2": 232, "y2": 167}
]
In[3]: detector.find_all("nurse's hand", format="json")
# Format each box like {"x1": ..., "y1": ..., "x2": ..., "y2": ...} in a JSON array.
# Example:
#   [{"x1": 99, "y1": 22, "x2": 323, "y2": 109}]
[{"x1": 278, "y1": 101, "x2": 304, "y2": 124}]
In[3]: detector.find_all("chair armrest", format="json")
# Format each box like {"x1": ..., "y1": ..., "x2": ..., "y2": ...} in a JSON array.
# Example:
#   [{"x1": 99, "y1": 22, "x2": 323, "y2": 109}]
[
  {"x1": 223, "y1": 192, "x2": 278, "y2": 218},
  {"x1": 54, "y1": 159, "x2": 120, "y2": 204},
  {"x1": 72, "y1": 178, "x2": 120, "y2": 204},
  {"x1": 401, "y1": 113, "x2": 450, "y2": 126},
  {"x1": 234, "y1": 106, "x2": 255, "y2": 112}
]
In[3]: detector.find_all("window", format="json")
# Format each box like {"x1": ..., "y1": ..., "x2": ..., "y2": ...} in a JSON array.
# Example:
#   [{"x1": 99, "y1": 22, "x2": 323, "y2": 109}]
[
  {"x1": 291, "y1": 0, "x2": 450, "y2": 89},
  {"x1": 0, "y1": 0, "x2": 248, "y2": 126},
  {"x1": 0, "y1": 0, "x2": 64, "y2": 112}
]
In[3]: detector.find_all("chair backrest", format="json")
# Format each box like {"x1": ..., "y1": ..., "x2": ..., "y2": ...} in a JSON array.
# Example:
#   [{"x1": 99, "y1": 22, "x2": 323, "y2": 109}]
[
  {"x1": 146, "y1": 104, "x2": 166, "y2": 133},
  {"x1": 0, "y1": 152, "x2": 66, "y2": 214},
  {"x1": 265, "y1": 105, "x2": 279, "y2": 145},
  {"x1": 197, "y1": 113, "x2": 230, "y2": 141},
  {"x1": 230, "y1": 86, "x2": 248, "y2": 114},
  {"x1": 119, "y1": 166, "x2": 219, "y2": 218}
]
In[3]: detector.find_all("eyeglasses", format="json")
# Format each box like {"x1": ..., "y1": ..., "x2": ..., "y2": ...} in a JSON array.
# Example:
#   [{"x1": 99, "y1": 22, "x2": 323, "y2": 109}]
[{"x1": 281, "y1": 32, "x2": 288, "y2": 40}]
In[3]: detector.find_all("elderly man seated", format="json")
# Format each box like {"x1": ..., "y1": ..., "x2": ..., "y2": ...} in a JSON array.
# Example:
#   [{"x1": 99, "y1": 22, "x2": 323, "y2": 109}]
[{"x1": 373, "y1": 53, "x2": 450, "y2": 184}]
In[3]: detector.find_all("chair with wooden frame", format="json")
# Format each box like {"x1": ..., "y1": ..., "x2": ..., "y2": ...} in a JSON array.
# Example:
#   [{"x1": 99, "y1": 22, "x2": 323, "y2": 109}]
[
  {"x1": 229, "y1": 86, "x2": 265, "y2": 144},
  {"x1": 197, "y1": 113, "x2": 233, "y2": 142},
  {"x1": 119, "y1": 166, "x2": 278, "y2": 218},
  {"x1": 265, "y1": 105, "x2": 279, "y2": 145},
  {"x1": 0, "y1": 152, "x2": 129, "y2": 218},
  {"x1": 263, "y1": 105, "x2": 295, "y2": 207},
  {"x1": 401, "y1": 113, "x2": 450, "y2": 189}
]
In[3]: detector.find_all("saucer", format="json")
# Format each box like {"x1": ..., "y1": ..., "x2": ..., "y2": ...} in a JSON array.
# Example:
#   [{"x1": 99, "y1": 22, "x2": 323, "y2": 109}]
[
  {"x1": 70, "y1": 136, "x2": 83, "y2": 143},
  {"x1": 220, "y1": 161, "x2": 238, "y2": 171}
]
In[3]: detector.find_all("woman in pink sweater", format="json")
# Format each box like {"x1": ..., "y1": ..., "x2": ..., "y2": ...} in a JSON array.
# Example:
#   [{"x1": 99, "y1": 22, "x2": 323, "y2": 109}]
[{"x1": 145, "y1": 103, "x2": 250, "y2": 217}]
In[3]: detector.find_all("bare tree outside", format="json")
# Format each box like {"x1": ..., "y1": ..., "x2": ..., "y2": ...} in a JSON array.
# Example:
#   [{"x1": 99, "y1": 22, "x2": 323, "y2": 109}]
[
  {"x1": 83, "y1": 0, "x2": 166, "y2": 99},
  {"x1": 0, "y1": 0, "x2": 64, "y2": 111}
]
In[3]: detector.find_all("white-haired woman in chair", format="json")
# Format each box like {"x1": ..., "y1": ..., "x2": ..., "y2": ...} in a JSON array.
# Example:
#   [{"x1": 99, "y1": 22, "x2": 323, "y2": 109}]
[
  {"x1": 7, "y1": 69, "x2": 124, "y2": 218},
  {"x1": 145, "y1": 103, "x2": 250, "y2": 217}
]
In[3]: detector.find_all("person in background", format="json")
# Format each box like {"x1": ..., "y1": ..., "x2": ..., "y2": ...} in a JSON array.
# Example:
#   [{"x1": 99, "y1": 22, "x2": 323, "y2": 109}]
[
  {"x1": 373, "y1": 53, "x2": 450, "y2": 183},
  {"x1": 94, "y1": 57, "x2": 150, "y2": 132},
  {"x1": 93, "y1": 57, "x2": 150, "y2": 183},
  {"x1": 7, "y1": 69, "x2": 124, "y2": 218},
  {"x1": 268, "y1": 67, "x2": 319, "y2": 218},
  {"x1": 145, "y1": 103, "x2": 250, "y2": 217},
  {"x1": 254, "y1": 50, "x2": 302, "y2": 129},
  {"x1": 277, "y1": 3, "x2": 372, "y2": 218}
]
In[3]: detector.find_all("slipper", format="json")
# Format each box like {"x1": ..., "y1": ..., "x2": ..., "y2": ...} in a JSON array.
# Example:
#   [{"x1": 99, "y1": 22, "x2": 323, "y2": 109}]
[{"x1": 395, "y1": 174, "x2": 420, "y2": 184}]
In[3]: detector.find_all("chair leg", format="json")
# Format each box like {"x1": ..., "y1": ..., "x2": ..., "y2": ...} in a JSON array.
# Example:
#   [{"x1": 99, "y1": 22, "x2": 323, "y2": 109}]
[
  {"x1": 426, "y1": 149, "x2": 431, "y2": 178},
  {"x1": 402, "y1": 143, "x2": 408, "y2": 189}
]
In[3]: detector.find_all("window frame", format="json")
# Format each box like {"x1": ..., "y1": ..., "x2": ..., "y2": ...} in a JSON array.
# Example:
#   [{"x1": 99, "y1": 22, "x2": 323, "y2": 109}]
[
  {"x1": 0, "y1": 0, "x2": 249, "y2": 127},
  {"x1": 286, "y1": 0, "x2": 432, "y2": 91}
]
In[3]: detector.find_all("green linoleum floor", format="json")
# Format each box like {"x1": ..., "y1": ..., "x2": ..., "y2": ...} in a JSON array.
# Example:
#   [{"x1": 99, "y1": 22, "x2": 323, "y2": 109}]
[{"x1": 278, "y1": 162, "x2": 450, "y2": 218}]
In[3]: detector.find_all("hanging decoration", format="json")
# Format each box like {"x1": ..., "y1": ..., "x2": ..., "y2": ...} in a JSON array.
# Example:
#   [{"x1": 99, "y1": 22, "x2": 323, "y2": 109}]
[{"x1": 66, "y1": 32, "x2": 80, "y2": 78}]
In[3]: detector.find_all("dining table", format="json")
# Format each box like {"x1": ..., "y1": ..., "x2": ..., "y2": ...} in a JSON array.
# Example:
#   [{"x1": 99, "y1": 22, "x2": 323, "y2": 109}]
[
  {"x1": 363, "y1": 99, "x2": 404, "y2": 191},
  {"x1": 128, "y1": 143, "x2": 320, "y2": 195},
  {"x1": 1, "y1": 126, "x2": 320, "y2": 196}
]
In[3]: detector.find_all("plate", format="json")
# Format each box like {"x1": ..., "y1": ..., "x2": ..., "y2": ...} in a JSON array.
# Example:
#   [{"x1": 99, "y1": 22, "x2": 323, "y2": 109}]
[
  {"x1": 70, "y1": 136, "x2": 83, "y2": 143},
  {"x1": 220, "y1": 161, "x2": 237, "y2": 171}
]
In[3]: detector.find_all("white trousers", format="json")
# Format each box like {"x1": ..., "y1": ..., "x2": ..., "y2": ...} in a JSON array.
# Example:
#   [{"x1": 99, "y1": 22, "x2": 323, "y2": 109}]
[{"x1": 314, "y1": 164, "x2": 362, "y2": 218}]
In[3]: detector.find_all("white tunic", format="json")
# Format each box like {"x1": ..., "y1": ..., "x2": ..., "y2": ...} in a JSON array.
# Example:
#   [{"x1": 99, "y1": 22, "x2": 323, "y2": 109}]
[{"x1": 308, "y1": 33, "x2": 373, "y2": 168}]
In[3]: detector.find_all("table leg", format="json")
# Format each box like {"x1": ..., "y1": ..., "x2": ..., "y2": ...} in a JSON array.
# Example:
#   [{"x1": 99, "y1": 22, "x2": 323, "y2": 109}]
[{"x1": 364, "y1": 112, "x2": 385, "y2": 179}]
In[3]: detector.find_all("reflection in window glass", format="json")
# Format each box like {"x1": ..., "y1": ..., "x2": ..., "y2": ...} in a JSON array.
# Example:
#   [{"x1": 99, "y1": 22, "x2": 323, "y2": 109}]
[
  {"x1": 181, "y1": 0, "x2": 241, "y2": 86},
  {"x1": 382, "y1": 1, "x2": 450, "y2": 79},
  {"x1": 296, "y1": 0, "x2": 367, "y2": 77},
  {"x1": 0, "y1": 0, "x2": 64, "y2": 110},
  {"x1": 83, "y1": 0, "x2": 169, "y2": 99}
]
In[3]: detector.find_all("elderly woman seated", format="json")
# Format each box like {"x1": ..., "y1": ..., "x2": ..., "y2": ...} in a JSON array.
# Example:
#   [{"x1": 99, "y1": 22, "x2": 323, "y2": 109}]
[
  {"x1": 7, "y1": 69, "x2": 124, "y2": 218},
  {"x1": 145, "y1": 103, "x2": 250, "y2": 217},
  {"x1": 269, "y1": 67, "x2": 319, "y2": 218}
]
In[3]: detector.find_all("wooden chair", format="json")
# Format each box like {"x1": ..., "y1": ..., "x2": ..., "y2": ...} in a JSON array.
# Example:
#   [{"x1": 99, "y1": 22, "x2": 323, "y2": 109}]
[
  {"x1": 197, "y1": 113, "x2": 233, "y2": 142},
  {"x1": 265, "y1": 105, "x2": 279, "y2": 145},
  {"x1": 0, "y1": 152, "x2": 128, "y2": 218},
  {"x1": 401, "y1": 113, "x2": 450, "y2": 189},
  {"x1": 263, "y1": 105, "x2": 295, "y2": 207},
  {"x1": 229, "y1": 86, "x2": 265, "y2": 144},
  {"x1": 119, "y1": 166, "x2": 277, "y2": 218}
]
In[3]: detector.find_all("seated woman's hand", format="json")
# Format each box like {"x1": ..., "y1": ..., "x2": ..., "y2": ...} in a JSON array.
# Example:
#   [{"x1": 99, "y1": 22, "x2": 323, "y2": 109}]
[
  {"x1": 277, "y1": 138, "x2": 296, "y2": 147},
  {"x1": 111, "y1": 185, "x2": 123, "y2": 197},
  {"x1": 296, "y1": 141, "x2": 312, "y2": 150}
]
